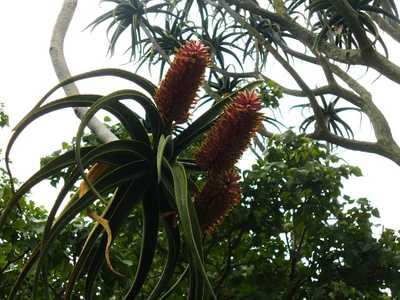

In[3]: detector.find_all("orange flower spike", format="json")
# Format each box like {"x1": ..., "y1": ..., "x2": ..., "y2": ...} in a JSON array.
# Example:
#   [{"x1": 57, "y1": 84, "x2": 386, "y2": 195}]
[
  {"x1": 196, "y1": 90, "x2": 263, "y2": 173},
  {"x1": 195, "y1": 170, "x2": 241, "y2": 234},
  {"x1": 155, "y1": 41, "x2": 210, "y2": 125}
]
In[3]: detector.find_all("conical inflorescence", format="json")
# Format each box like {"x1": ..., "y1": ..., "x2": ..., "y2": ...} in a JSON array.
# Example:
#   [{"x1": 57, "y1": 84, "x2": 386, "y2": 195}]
[
  {"x1": 195, "y1": 169, "x2": 241, "y2": 234},
  {"x1": 194, "y1": 90, "x2": 263, "y2": 234},
  {"x1": 196, "y1": 90, "x2": 263, "y2": 173},
  {"x1": 155, "y1": 41, "x2": 210, "y2": 125}
]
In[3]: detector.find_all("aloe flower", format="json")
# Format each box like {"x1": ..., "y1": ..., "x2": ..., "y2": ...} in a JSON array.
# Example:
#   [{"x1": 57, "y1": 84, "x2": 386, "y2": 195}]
[
  {"x1": 195, "y1": 169, "x2": 241, "y2": 234},
  {"x1": 155, "y1": 41, "x2": 209, "y2": 125},
  {"x1": 196, "y1": 90, "x2": 262, "y2": 173}
]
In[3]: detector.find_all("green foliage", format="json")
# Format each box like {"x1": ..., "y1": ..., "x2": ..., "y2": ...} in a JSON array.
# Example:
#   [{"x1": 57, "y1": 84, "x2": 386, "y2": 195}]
[
  {"x1": 87, "y1": 0, "x2": 171, "y2": 57},
  {"x1": 204, "y1": 132, "x2": 400, "y2": 299},
  {"x1": 0, "y1": 62, "x2": 257, "y2": 299},
  {"x1": 2, "y1": 131, "x2": 400, "y2": 298},
  {"x1": 88, "y1": 0, "x2": 399, "y2": 70},
  {"x1": 0, "y1": 167, "x2": 91, "y2": 298},
  {"x1": 0, "y1": 103, "x2": 9, "y2": 128}
]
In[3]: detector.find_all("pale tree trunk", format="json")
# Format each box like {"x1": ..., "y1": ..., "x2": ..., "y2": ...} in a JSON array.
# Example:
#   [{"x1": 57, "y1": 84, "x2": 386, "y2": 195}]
[{"x1": 49, "y1": 0, "x2": 117, "y2": 143}]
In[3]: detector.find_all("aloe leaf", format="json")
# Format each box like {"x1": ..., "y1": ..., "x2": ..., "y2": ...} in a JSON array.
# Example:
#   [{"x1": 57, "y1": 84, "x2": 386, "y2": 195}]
[
  {"x1": 32, "y1": 69, "x2": 157, "y2": 109},
  {"x1": 65, "y1": 179, "x2": 148, "y2": 299},
  {"x1": 7, "y1": 161, "x2": 148, "y2": 299},
  {"x1": 83, "y1": 176, "x2": 151, "y2": 299},
  {"x1": 36, "y1": 156, "x2": 148, "y2": 297},
  {"x1": 123, "y1": 181, "x2": 160, "y2": 299},
  {"x1": 74, "y1": 90, "x2": 161, "y2": 204},
  {"x1": 0, "y1": 146, "x2": 94, "y2": 232},
  {"x1": 148, "y1": 218, "x2": 180, "y2": 299},
  {"x1": 6, "y1": 95, "x2": 150, "y2": 193},
  {"x1": 157, "y1": 135, "x2": 171, "y2": 183},
  {"x1": 159, "y1": 265, "x2": 190, "y2": 300},
  {"x1": 169, "y1": 162, "x2": 216, "y2": 299}
]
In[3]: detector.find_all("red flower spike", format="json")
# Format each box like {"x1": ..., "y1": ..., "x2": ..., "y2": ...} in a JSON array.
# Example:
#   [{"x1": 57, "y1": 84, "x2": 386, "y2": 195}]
[
  {"x1": 155, "y1": 41, "x2": 210, "y2": 125},
  {"x1": 196, "y1": 90, "x2": 263, "y2": 173},
  {"x1": 195, "y1": 170, "x2": 241, "y2": 234}
]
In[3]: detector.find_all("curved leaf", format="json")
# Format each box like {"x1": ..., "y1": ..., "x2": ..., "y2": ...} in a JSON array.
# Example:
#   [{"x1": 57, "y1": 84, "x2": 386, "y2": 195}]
[
  {"x1": 0, "y1": 146, "x2": 95, "y2": 232},
  {"x1": 65, "y1": 179, "x2": 148, "y2": 299},
  {"x1": 74, "y1": 90, "x2": 161, "y2": 202},
  {"x1": 169, "y1": 162, "x2": 216, "y2": 299},
  {"x1": 157, "y1": 135, "x2": 172, "y2": 183},
  {"x1": 32, "y1": 69, "x2": 157, "y2": 109},
  {"x1": 148, "y1": 218, "x2": 180, "y2": 299},
  {"x1": 7, "y1": 161, "x2": 148, "y2": 299},
  {"x1": 124, "y1": 181, "x2": 160, "y2": 299}
]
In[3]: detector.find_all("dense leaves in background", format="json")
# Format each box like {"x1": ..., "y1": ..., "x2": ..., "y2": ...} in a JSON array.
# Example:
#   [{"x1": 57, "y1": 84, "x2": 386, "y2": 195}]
[
  {"x1": 205, "y1": 132, "x2": 400, "y2": 299},
  {"x1": 2, "y1": 126, "x2": 400, "y2": 298}
]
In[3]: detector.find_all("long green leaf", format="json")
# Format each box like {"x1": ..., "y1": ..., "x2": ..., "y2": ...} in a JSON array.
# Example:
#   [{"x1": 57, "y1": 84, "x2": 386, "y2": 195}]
[
  {"x1": 45, "y1": 140, "x2": 152, "y2": 237},
  {"x1": 83, "y1": 177, "x2": 151, "y2": 299},
  {"x1": 36, "y1": 159, "x2": 148, "y2": 297},
  {"x1": 33, "y1": 68, "x2": 157, "y2": 109},
  {"x1": 5, "y1": 94, "x2": 151, "y2": 204},
  {"x1": 124, "y1": 181, "x2": 160, "y2": 299},
  {"x1": 157, "y1": 135, "x2": 171, "y2": 183},
  {"x1": 9, "y1": 94, "x2": 150, "y2": 163},
  {"x1": 148, "y1": 219, "x2": 181, "y2": 299},
  {"x1": 169, "y1": 162, "x2": 216, "y2": 299},
  {"x1": 35, "y1": 141, "x2": 151, "y2": 294},
  {"x1": 74, "y1": 90, "x2": 160, "y2": 205},
  {"x1": 8, "y1": 161, "x2": 148, "y2": 299},
  {"x1": 65, "y1": 179, "x2": 148, "y2": 299},
  {"x1": 0, "y1": 146, "x2": 95, "y2": 232}
]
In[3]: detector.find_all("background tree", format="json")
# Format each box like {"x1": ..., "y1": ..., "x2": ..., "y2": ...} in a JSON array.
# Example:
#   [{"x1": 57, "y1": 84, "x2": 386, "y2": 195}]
[{"x1": 89, "y1": 0, "x2": 400, "y2": 164}]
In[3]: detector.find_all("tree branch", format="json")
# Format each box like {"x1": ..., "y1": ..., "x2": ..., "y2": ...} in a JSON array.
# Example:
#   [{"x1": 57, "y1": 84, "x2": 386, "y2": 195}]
[
  {"x1": 330, "y1": 0, "x2": 375, "y2": 58},
  {"x1": 215, "y1": 0, "x2": 328, "y2": 133},
  {"x1": 225, "y1": 0, "x2": 400, "y2": 85},
  {"x1": 371, "y1": 14, "x2": 400, "y2": 44},
  {"x1": 50, "y1": 0, "x2": 117, "y2": 143}
]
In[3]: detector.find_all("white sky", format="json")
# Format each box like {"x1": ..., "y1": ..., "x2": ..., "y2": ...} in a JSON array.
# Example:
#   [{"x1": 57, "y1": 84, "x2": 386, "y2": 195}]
[{"x1": 1, "y1": 1, "x2": 400, "y2": 230}]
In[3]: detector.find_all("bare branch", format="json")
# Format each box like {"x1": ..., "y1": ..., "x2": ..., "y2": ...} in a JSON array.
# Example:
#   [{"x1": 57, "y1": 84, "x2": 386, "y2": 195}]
[
  {"x1": 309, "y1": 131, "x2": 400, "y2": 165},
  {"x1": 50, "y1": 0, "x2": 117, "y2": 143}
]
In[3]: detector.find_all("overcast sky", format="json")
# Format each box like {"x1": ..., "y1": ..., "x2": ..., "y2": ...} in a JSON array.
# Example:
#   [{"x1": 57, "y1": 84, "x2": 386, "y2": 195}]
[{"x1": 1, "y1": 1, "x2": 400, "y2": 230}]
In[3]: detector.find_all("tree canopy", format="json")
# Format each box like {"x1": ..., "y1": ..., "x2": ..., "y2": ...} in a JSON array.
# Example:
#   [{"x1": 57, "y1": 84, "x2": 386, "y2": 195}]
[{"x1": 89, "y1": 0, "x2": 400, "y2": 163}]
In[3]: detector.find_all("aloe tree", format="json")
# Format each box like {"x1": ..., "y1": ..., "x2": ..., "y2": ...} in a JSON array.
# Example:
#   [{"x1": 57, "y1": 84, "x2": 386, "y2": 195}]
[{"x1": 0, "y1": 40, "x2": 266, "y2": 299}]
